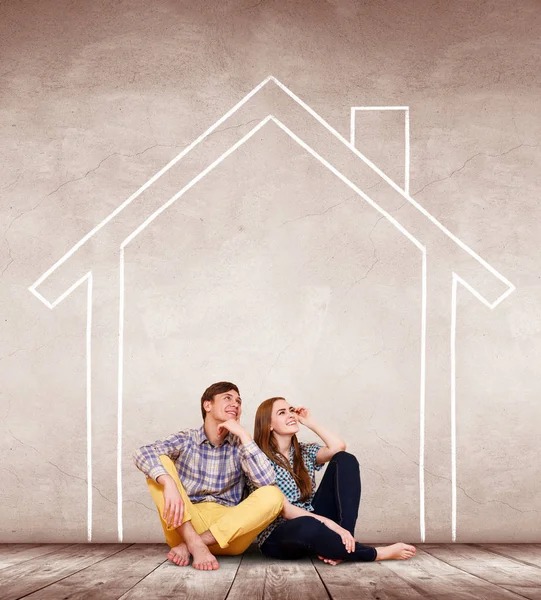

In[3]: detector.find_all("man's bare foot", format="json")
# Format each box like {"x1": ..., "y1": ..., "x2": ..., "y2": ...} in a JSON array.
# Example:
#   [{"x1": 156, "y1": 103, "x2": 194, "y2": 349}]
[
  {"x1": 167, "y1": 543, "x2": 190, "y2": 567},
  {"x1": 317, "y1": 555, "x2": 343, "y2": 566},
  {"x1": 186, "y1": 538, "x2": 220, "y2": 570},
  {"x1": 375, "y1": 543, "x2": 416, "y2": 561}
]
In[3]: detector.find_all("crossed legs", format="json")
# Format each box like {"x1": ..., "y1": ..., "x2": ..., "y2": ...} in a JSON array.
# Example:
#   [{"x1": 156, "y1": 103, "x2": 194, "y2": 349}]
[{"x1": 146, "y1": 456, "x2": 283, "y2": 569}]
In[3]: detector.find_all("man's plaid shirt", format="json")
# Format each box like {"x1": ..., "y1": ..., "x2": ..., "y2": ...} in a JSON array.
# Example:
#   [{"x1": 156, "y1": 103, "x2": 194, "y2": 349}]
[{"x1": 133, "y1": 426, "x2": 276, "y2": 506}]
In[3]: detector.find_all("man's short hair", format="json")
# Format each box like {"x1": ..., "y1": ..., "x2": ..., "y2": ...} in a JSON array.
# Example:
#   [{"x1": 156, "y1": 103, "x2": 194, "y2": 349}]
[{"x1": 201, "y1": 382, "x2": 240, "y2": 420}]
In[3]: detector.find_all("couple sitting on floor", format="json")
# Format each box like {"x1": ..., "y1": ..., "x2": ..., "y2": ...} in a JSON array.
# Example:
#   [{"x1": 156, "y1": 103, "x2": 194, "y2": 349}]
[{"x1": 133, "y1": 381, "x2": 416, "y2": 570}]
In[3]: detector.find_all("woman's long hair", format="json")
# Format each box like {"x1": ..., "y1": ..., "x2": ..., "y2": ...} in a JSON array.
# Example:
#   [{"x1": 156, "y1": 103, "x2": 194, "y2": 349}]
[{"x1": 254, "y1": 397, "x2": 312, "y2": 502}]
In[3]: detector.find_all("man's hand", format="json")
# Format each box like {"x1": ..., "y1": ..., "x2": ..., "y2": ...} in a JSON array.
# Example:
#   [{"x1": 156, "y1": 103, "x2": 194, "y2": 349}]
[
  {"x1": 320, "y1": 518, "x2": 356, "y2": 553},
  {"x1": 217, "y1": 419, "x2": 251, "y2": 444},
  {"x1": 160, "y1": 478, "x2": 184, "y2": 528}
]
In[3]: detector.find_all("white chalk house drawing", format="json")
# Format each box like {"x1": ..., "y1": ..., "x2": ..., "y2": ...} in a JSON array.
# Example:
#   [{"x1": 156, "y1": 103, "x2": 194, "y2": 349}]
[{"x1": 29, "y1": 76, "x2": 515, "y2": 543}]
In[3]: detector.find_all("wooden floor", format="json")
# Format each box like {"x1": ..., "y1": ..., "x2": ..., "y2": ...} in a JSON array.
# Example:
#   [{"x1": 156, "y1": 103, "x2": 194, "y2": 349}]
[{"x1": 0, "y1": 543, "x2": 540, "y2": 599}]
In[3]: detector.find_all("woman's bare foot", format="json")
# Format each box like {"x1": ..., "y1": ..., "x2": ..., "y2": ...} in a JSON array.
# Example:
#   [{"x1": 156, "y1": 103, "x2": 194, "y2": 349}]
[
  {"x1": 317, "y1": 555, "x2": 343, "y2": 566},
  {"x1": 375, "y1": 543, "x2": 416, "y2": 561},
  {"x1": 167, "y1": 543, "x2": 190, "y2": 566},
  {"x1": 185, "y1": 538, "x2": 220, "y2": 570}
]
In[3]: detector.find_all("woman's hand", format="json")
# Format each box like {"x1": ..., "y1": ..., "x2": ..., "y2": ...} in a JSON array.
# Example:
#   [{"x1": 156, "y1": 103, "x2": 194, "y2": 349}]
[
  {"x1": 320, "y1": 518, "x2": 356, "y2": 553},
  {"x1": 294, "y1": 406, "x2": 314, "y2": 427}
]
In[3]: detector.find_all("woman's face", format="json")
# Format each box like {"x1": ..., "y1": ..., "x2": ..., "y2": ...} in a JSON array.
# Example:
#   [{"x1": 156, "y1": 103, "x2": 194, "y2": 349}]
[{"x1": 270, "y1": 399, "x2": 299, "y2": 436}]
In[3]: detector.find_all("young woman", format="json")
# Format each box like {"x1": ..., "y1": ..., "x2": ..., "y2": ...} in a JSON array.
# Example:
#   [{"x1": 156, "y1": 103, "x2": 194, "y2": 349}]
[{"x1": 253, "y1": 397, "x2": 416, "y2": 564}]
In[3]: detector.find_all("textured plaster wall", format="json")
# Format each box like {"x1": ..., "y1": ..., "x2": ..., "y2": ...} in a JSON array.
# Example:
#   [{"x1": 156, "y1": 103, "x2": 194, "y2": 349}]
[{"x1": 1, "y1": 0, "x2": 540, "y2": 543}]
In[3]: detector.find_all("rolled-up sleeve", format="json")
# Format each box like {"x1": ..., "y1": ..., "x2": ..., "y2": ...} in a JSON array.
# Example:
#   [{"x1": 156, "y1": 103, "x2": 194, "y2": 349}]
[
  {"x1": 303, "y1": 442, "x2": 324, "y2": 472},
  {"x1": 239, "y1": 440, "x2": 276, "y2": 488},
  {"x1": 133, "y1": 431, "x2": 186, "y2": 482}
]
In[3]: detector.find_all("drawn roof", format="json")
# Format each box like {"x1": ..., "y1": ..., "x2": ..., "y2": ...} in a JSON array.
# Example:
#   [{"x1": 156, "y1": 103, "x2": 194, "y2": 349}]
[{"x1": 29, "y1": 76, "x2": 514, "y2": 309}]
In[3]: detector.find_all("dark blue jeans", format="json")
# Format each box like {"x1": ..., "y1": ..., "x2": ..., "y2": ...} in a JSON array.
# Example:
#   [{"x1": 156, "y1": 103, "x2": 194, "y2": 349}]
[{"x1": 261, "y1": 451, "x2": 377, "y2": 562}]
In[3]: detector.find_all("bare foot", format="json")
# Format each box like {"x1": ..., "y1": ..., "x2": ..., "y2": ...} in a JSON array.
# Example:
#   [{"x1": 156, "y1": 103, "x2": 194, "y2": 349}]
[
  {"x1": 186, "y1": 538, "x2": 220, "y2": 570},
  {"x1": 167, "y1": 543, "x2": 190, "y2": 567},
  {"x1": 375, "y1": 543, "x2": 416, "y2": 561},
  {"x1": 317, "y1": 555, "x2": 343, "y2": 566}
]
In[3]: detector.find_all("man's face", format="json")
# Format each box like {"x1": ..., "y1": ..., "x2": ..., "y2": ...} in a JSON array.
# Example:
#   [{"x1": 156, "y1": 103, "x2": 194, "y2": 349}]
[{"x1": 204, "y1": 389, "x2": 242, "y2": 423}]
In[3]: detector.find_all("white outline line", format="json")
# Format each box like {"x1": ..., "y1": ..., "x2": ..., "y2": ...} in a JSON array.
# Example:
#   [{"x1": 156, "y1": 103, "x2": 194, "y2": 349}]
[
  {"x1": 29, "y1": 77, "x2": 514, "y2": 308},
  {"x1": 117, "y1": 117, "x2": 272, "y2": 537},
  {"x1": 352, "y1": 106, "x2": 410, "y2": 110},
  {"x1": 27, "y1": 76, "x2": 274, "y2": 298},
  {"x1": 350, "y1": 106, "x2": 410, "y2": 195},
  {"x1": 28, "y1": 76, "x2": 515, "y2": 544},
  {"x1": 122, "y1": 118, "x2": 273, "y2": 247},
  {"x1": 86, "y1": 271, "x2": 93, "y2": 542},
  {"x1": 451, "y1": 273, "x2": 458, "y2": 542},
  {"x1": 272, "y1": 117, "x2": 422, "y2": 250},
  {"x1": 270, "y1": 75, "x2": 514, "y2": 298},
  {"x1": 36, "y1": 271, "x2": 94, "y2": 539},
  {"x1": 351, "y1": 105, "x2": 419, "y2": 532},
  {"x1": 419, "y1": 253, "x2": 427, "y2": 542},
  {"x1": 117, "y1": 248, "x2": 125, "y2": 542},
  {"x1": 405, "y1": 108, "x2": 410, "y2": 196},
  {"x1": 118, "y1": 115, "x2": 427, "y2": 542},
  {"x1": 350, "y1": 107, "x2": 356, "y2": 149}
]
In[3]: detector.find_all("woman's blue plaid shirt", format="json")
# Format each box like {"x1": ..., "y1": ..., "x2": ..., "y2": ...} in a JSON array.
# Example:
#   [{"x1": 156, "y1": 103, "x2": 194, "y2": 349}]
[{"x1": 133, "y1": 426, "x2": 276, "y2": 506}]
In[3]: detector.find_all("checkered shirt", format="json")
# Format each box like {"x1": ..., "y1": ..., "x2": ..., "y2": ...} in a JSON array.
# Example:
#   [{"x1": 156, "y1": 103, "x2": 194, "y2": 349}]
[
  {"x1": 133, "y1": 426, "x2": 276, "y2": 506},
  {"x1": 253, "y1": 442, "x2": 323, "y2": 547}
]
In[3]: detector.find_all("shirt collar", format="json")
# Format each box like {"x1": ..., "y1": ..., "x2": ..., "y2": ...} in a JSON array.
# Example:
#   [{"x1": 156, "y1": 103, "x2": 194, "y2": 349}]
[
  {"x1": 274, "y1": 445, "x2": 294, "y2": 465},
  {"x1": 196, "y1": 425, "x2": 232, "y2": 447}
]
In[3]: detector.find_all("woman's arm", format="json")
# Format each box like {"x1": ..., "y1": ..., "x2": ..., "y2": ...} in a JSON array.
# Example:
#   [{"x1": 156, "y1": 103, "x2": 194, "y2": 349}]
[
  {"x1": 281, "y1": 498, "x2": 355, "y2": 553},
  {"x1": 295, "y1": 407, "x2": 346, "y2": 464},
  {"x1": 281, "y1": 497, "x2": 324, "y2": 521}
]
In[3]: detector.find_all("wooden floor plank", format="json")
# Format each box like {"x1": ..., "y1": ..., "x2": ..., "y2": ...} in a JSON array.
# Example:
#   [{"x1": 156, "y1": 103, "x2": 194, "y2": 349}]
[
  {"x1": 0, "y1": 545, "x2": 42, "y2": 556},
  {"x1": 227, "y1": 547, "x2": 329, "y2": 600},
  {"x1": 479, "y1": 545, "x2": 541, "y2": 570},
  {"x1": 0, "y1": 544, "x2": 127, "y2": 600},
  {"x1": 0, "y1": 543, "x2": 539, "y2": 600},
  {"x1": 18, "y1": 544, "x2": 166, "y2": 600},
  {"x1": 0, "y1": 544, "x2": 74, "y2": 570},
  {"x1": 382, "y1": 547, "x2": 527, "y2": 600},
  {"x1": 313, "y1": 559, "x2": 426, "y2": 600},
  {"x1": 119, "y1": 554, "x2": 241, "y2": 600},
  {"x1": 423, "y1": 544, "x2": 541, "y2": 600}
]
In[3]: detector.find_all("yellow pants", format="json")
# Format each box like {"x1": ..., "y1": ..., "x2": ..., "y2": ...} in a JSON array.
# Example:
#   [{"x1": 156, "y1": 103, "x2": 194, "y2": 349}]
[{"x1": 147, "y1": 456, "x2": 283, "y2": 555}]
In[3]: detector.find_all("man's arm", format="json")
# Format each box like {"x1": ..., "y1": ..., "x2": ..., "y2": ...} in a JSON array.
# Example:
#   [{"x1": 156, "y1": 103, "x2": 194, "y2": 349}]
[
  {"x1": 218, "y1": 419, "x2": 276, "y2": 488},
  {"x1": 239, "y1": 439, "x2": 276, "y2": 487},
  {"x1": 133, "y1": 431, "x2": 185, "y2": 482}
]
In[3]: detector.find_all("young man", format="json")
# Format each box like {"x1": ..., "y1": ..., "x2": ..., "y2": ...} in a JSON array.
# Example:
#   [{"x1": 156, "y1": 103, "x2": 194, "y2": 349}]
[{"x1": 133, "y1": 382, "x2": 283, "y2": 570}]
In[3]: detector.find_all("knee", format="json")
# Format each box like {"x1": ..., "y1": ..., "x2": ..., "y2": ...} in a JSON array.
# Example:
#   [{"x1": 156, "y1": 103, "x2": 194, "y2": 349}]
[
  {"x1": 297, "y1": 516, "x2": 326, "y2": 538},
  {"x1": 252, "y1": 485, "x2": 284, "y2": 514},
  {"x1": 159, "y1": 455, "x2": 176, "y2": 470},
  {"x1": 332, "y1": 451, "x2": 359, "y2": 468}
]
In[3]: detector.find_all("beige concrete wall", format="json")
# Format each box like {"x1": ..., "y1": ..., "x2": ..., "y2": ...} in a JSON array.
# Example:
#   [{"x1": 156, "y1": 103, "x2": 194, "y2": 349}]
[{"x1": 1, "y1": 0, "x2": 539, "y2": 543}]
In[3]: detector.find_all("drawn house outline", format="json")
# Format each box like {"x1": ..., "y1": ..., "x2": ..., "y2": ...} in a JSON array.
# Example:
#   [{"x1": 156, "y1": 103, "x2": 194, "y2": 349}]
[{"x1": 29, "y1": 76, "x2": 515, "y2": 543}]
